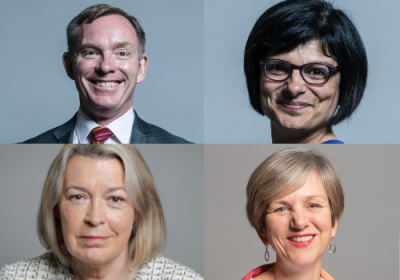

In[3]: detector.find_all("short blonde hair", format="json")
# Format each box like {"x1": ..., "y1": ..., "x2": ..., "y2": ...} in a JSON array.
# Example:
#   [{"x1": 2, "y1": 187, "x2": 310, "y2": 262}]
[
  {"x1": 37, "y1": 145, "x2": 165, "y2": 268},
  {"x1": 246, "y1": 147, "x2": 344, "y2": 234}
]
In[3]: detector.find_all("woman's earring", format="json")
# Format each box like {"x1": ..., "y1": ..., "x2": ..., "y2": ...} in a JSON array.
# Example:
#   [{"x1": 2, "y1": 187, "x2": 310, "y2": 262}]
[
  {"x1": 264, "y1": 245, "x2": 270, "y2": 262},
  {"x1": 328, "y1": 239, "x2": 336, "y2": 254},
  {"x1": 333, "y1": 105, "x2": 340, "y2": 118}
]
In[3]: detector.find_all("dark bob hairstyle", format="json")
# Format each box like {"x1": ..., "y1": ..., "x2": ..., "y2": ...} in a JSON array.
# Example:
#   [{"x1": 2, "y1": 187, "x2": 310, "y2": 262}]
[{"x1": 244, "y1": 0, "x2": 368, "y2": 125}]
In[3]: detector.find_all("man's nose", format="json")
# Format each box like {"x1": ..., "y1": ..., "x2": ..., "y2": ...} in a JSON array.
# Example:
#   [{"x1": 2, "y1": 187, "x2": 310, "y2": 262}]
[
  {"x1": 96, "y1": 52, "x2": 117, "y2": 74},
  {"x1": 84, "y1": 199, "x2": 106, "y2": 226},
  {"x1": 284, "y1": 70, "x2": 307, "y2": 97}
]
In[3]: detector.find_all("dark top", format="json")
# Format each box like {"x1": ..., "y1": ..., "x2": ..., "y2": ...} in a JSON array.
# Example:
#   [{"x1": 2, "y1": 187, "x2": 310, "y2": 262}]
[{"x1": 21, "y1": 110, "x2": 191, "y2": 144}]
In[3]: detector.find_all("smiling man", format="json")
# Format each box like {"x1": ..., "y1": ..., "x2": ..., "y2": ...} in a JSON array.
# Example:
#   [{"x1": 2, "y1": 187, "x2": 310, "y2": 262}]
[{"x1": 22, "y1": 4, "x2": 190, "y2": 144}]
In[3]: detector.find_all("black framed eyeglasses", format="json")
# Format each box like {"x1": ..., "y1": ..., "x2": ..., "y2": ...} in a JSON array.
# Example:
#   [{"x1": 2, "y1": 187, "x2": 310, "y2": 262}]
[{"x1": 259, "y1": 59, "x2": 340, "y2": 85}]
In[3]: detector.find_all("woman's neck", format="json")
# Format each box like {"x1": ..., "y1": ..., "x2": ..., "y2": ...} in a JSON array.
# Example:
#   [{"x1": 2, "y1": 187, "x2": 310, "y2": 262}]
[
  {"x1": 255, "y1": 258, "x2": 322, "y2": 280},
  {"x1": 71, "y1": 253, "x2": 139, "y2": 280},
  {"x1": 271, "y1": 123, "x2": 337, "y2": 144},
  {"x1": 273, "y1": 259, "x2": 322, "y2": 280}
]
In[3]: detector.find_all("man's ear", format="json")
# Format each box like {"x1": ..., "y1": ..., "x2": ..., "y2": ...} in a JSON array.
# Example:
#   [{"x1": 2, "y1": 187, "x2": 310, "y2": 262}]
[
  {"x1": 256, "y1": 228, "x2": 269, "y2": 246},
  {"x1": 136, "y1": 53, "x2": 148, "y2": 84},
  {"x1": 62, "y1": 52, "x2": 75, "y2": 80}
]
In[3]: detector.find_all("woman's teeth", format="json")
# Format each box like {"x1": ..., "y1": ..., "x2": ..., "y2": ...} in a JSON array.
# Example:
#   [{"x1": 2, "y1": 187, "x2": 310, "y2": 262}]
[{"x1": 289, "y1": 235, "x2": 314, "y2": 242}]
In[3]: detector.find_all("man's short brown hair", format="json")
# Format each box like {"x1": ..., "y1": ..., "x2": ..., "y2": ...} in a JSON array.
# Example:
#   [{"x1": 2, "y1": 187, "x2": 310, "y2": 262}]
[{"x1": 66, "y1": 4, "x2": 146, "y2": 56}]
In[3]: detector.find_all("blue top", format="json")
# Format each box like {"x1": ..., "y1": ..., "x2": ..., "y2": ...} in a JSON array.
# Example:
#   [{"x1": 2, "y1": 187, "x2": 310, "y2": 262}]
[{"x1": 321, "y1": 139, "x2": 344, "y2": 144}]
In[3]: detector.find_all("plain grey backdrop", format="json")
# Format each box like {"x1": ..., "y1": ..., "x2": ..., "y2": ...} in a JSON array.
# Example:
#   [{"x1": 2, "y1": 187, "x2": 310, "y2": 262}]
[
  {"x1": 204, "y1": 0, "x2": 400, "y2": 143},
  {"x1": 0, "y1": 144, "x2": 204, "y2": 275},
  {"x1": 0, "y1": 1, "x2": 203, "y2": 144},
  {"x1": 204, "y1": 144, "x2": 399, "y2": 279}
]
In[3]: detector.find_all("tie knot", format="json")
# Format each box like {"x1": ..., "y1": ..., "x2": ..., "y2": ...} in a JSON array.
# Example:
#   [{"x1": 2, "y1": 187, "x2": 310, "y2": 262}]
[{"x1": 91, "y1": 127, "x2": 113, "y2": 144}]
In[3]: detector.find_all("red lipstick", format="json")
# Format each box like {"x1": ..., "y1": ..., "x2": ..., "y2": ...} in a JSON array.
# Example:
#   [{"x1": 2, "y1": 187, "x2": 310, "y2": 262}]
[{"x1": 287, "y1": 234, "x2": 315, "y2": 248}]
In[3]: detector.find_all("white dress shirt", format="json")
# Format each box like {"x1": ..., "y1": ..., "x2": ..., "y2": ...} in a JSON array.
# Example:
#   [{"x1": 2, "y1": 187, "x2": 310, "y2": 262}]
[{"x1": 73, "y1": 108, "x2": 134, "y2": 144}]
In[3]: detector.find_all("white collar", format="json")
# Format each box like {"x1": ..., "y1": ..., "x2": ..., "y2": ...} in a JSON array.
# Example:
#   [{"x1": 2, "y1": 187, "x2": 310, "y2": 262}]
[{"x1": 74, "y1": 108, "x2": 134, "y2": 144}]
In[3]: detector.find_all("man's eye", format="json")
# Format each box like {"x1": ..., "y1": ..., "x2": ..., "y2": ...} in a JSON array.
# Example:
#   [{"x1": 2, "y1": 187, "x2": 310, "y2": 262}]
[
  {"x1": 84, "y1": 51, "x2": 96, "y2": 56},
  {"x1": 119, "y1": 52, "x2": 127, "y2": 56}
]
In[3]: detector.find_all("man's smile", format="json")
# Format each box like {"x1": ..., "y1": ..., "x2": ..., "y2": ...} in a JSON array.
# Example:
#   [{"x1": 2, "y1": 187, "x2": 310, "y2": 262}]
[{"x1": 89, "y1": 80, "x2": 122, "y2": 87}]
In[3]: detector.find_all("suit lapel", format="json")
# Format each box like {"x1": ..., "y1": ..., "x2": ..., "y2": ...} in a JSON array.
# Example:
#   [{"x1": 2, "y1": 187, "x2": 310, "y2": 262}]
[
  {"x1": 51, "y1": 110, "x2": 153, "y2": 144},
  {"x1": 52, "y1": 114, "x2": 76, "y2": 143},
  {"x1": 130, "y1": 110, "x2": 153, "y2": 143}
]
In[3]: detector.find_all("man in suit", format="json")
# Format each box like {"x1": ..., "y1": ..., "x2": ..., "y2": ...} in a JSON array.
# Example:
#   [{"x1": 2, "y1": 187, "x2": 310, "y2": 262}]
[{"x1": 23, "y1": 4, "x2": 190, "y2": 144}]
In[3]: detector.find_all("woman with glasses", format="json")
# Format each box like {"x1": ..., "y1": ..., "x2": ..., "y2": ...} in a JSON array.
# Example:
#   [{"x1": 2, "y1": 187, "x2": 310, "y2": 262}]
[{"x1": 244, "y1": 0, "x2": 368, "y2": 144}]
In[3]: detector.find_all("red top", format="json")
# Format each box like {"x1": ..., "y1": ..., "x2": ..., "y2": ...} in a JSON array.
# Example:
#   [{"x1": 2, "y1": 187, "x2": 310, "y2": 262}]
[{"x1": 242, "y1": 263, "x2": 335, "y2": 280}]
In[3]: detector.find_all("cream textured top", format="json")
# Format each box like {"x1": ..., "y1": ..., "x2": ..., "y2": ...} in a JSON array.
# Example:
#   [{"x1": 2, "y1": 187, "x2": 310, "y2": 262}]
[
  {"x1": 249, "y1": 278, "x2": 324, "y2": 280},
  {"x1": 0, "y1": 252, "x2": 203, "y2": 280}
]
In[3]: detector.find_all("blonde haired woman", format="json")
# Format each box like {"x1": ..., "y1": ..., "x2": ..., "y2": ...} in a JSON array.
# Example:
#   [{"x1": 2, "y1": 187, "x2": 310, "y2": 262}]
[{"x1": 1, "y1": 145, "x2": 203, "y2": 280}]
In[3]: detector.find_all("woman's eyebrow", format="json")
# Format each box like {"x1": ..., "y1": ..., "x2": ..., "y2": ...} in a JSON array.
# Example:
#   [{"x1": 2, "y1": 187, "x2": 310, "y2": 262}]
[
  {"x1": 269, "y1": 200, "x2": 290, "y2": 206},
  {"x1": 304, "y1": 195, "x2": 327, "y2": 201},
  {"x1": 270, "y1": 195, "x2": 327, "y2": 204},
  {"x1": 64, "y1": 186, "x2": 126, "y2": 193},
  {"x1": 106, "y1": 187, "x2": 126, "y2": 193},
  {"x1": 309, "y1": 61, "x2": 336, "y2": 67},
  {"x1": 265, "y1": 57, "x2": 336, "y2": 67},
  {"x1": 64, "y1": 186, "x2": 89, "y2": 193}
]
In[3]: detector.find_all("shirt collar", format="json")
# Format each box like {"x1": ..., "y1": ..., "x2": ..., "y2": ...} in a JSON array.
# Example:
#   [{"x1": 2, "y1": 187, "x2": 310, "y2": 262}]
[{"x1": 75, "y1": 108, "x2": 134, "y2": 144}]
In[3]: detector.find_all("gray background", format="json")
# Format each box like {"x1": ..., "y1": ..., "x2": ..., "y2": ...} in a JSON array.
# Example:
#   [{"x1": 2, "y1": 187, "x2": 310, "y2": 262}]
[
  {"x1": 204, "y1": 0, "x2": 400, "y2": 143},
  {"x1": 204, "y1": 144, "x2": 399, "y2": 279},
  {"x1": 0, "y1": 1, "x2": 203, "y2": 144},
  {"x1": 0, "y1": 144, "x2": 204, "y2": 275}
]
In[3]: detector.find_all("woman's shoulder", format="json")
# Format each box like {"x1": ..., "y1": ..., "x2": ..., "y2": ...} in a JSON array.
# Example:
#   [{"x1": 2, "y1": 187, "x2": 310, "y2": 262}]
[
  {"x1": 0, "y1": 252, "x2": 72, "y2": 280},
  {"x1": 137, "y1": 255, "x2": 204, "y2": 280},
  {"x1": 242, "y1": 263, "x2": 275, "y2": 280},
  {"x1": 321, "y1": 139, "x2": 344, "y2": 144}
]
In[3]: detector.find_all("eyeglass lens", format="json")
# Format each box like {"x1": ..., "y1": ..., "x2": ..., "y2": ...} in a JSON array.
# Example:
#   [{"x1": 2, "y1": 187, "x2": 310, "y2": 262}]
[{"x1": 264, "y1": 60, "x2": 330, "y2": 84}]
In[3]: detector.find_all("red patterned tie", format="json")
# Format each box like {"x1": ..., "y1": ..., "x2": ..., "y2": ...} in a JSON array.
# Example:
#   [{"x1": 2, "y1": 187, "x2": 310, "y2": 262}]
[{"x1": 90, "y1": 127, "x2": 113, "y2": 144}]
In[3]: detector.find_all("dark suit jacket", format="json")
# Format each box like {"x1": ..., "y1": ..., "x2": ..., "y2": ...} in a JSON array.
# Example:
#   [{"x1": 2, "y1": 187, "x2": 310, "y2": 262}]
[{"x1": 22, "y1": 110, "x2": 191, "y2": 144}]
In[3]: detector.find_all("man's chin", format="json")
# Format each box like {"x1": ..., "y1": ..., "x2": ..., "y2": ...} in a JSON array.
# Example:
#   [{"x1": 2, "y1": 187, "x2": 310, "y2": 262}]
[
  {"x1": 87, "y1": 96, "x2": 132, "y2": 111},
  {"x1": 82, "y1": 101, "x2": 131, "y2": 120}
]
